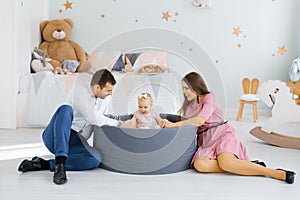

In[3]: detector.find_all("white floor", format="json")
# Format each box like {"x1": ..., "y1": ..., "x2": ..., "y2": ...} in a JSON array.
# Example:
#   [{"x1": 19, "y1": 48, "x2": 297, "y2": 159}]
[{"x1": 0, "y1": 112, "x2": 299, "y2": 200}]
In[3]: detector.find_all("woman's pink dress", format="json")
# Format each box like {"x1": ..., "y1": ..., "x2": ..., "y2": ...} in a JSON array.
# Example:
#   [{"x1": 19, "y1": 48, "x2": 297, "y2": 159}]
[{"x1": 186, "y1": 93, "x2": 249, "y2": 163}]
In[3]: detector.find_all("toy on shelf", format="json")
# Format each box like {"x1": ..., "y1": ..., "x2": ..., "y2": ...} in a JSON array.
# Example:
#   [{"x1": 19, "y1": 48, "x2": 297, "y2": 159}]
[
  {"x1": 39, "y1": 18, "x2": 91, "y2": 74},
  {"x1": 249, "y1": 80, "x2": 300, "y2": 150},
  {"x1": 30, "y1": 47, "x2": 53, "y2": 73}
]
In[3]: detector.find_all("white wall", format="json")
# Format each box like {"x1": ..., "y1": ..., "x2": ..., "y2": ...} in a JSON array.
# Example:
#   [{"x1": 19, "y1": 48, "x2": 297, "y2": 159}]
[
  {"x1": 49, "y1": 0, "x2": 299, "y2": 111},
  {"x1": 298, "y1": 0, "x2": 300, "y2": 55},
  {"x1": 0, "y1": 0, "x2": 17, "y2": 129},
  {"x1": 16, "y1": 0, "x2": 49, "y2": 76},
  {"x1": 0, "y1": 0, "x2": 48, "y2": 129}
]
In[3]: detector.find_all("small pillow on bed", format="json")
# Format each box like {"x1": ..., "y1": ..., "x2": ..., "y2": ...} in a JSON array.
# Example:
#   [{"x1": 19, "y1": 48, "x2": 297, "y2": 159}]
[
  {"x1": 88, "y1": 50, "x2": 124, "y2": 72},
  {"x1": 123, "y1": 53, "x2": 142, "y2": 72},
  {"x1": 132, "y1": 51, "x2": 167, "y2": 71},
  {"x1": 137, "y1": 64, "x2": 165, "y2": 74},
  {"x1": 111, "y1": 55, "x2": 125, "y2": 72},
  {"x1": 125, "y1": 52, "x2": 142, "y2": 66}
]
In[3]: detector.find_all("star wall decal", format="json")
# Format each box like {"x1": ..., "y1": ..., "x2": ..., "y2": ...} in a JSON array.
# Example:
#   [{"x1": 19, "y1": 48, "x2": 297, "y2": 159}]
[
  {"x1": 232, "y1": 27, "x2": 242, "y2": 37},
  {"x1": 277, "y1": 45, "x2": 287, "y2": 55},
  {"x1": 173, "y1": 12, "x2": 179, "y2": 23},
  {"x1": 63, "y1": 0, "x2": 73, "y2": 10},
  {"x1": 161, "y1": 11, "x2": 171, "y2": 21}
]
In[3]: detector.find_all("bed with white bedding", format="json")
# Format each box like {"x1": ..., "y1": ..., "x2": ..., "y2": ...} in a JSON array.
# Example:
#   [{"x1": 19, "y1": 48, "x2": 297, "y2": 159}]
[
  {"x1": 19, "y1": 71, "x2": 79, "y2": 127},
  {"x1": 19, "y1": 68, "x2": 181, "y2": 127},
  {"x1": 18, "y1": 28, "x2": 226, "y2": 127}
]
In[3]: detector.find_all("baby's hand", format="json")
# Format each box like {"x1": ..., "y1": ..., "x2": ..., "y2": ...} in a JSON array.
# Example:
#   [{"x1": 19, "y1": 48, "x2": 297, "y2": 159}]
[{"x1": 120, "y1": 121, "x2": 135, "y2": 128}]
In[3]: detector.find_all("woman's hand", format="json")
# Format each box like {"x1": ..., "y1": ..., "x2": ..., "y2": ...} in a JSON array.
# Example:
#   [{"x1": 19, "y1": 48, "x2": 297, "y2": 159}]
[
  {"x1": 161, "y1": 120, "x2": 176, "y2": 128},
  {"x1": 159, "y1": 119, "x2": 167, "y2": 128},
  {"x1": 165, "y1": 120, "x2": 176, "y2": 128}
]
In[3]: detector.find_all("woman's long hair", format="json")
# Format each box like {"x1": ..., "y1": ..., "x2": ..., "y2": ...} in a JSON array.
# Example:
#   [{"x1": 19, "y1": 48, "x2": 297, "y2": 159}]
[{"x1": 178, "y1": 72, "x2": 210, "y2": 116}]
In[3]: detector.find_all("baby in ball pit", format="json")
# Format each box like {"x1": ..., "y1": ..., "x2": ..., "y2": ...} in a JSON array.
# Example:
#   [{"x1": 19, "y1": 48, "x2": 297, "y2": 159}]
[{"x1": 121, "y1": 93, "x2": 166, "y2": 128}]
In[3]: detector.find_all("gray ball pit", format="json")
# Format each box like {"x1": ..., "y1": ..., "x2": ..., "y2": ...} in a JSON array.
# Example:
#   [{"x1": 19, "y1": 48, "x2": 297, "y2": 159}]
[{"x1": 93, "y1": 114, "x2": 198, "y2": 175}]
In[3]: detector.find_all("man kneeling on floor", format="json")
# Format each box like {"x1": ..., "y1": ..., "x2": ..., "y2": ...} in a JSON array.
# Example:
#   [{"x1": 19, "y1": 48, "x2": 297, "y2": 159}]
[{"x1": 18, "y1": 69, "x2": 120, "y2": 185}]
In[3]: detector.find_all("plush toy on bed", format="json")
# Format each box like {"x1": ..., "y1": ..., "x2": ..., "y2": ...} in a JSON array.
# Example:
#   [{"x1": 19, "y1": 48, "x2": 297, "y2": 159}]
[
  {"x1": 30, "y1": 47, "x2": 53, "y2": 73},
  {"x1": 137, "y1": 64, "x2": 165, "y2": 74},
  {"x1": 39, "y1": 18, "x2": 91, "y2": 74}
]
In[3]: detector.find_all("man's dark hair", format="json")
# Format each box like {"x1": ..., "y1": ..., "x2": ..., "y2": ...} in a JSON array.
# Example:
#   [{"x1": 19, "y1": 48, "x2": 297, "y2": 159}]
[{"x1": 90, "y1": 69, "x2": 116, "y2": 88}]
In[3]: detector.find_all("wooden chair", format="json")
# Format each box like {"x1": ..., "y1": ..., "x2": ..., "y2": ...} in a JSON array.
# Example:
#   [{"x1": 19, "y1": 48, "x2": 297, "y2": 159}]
[{"x1": 236, "y1": 78, "x2": 260, "y2": 122}]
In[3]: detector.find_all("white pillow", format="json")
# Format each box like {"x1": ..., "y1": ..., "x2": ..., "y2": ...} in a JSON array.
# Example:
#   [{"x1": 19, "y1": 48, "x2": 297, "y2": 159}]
[{"x1": 240, "y1": 94, "x2": 259, "y2": 101}]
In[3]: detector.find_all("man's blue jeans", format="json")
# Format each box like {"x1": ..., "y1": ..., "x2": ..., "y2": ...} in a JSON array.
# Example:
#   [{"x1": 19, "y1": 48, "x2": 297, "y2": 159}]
[{"x1": 42, "y1": 105, "x2": 102, "y2": 171}]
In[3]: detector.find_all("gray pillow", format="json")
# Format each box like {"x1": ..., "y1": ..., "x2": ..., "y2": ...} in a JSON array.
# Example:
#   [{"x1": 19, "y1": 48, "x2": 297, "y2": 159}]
[
  {"x1": 111, "y1": 55, "x2": 125, "y2": 71},
  {"x1": 125, "y1": 52, "x2": 141, "y2": 66}
]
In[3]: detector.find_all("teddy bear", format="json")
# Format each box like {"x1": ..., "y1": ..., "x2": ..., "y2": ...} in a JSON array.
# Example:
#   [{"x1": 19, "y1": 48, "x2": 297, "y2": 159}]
[{"x1": 39, "y1": 18, "x2": 91, "y2": 74}]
